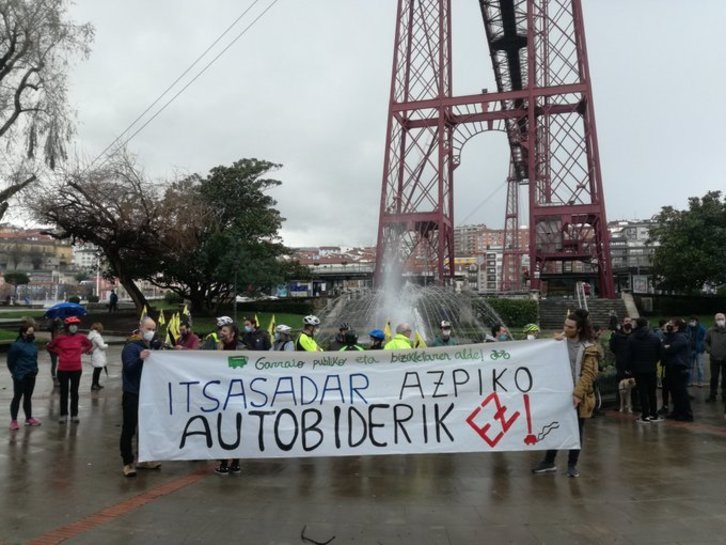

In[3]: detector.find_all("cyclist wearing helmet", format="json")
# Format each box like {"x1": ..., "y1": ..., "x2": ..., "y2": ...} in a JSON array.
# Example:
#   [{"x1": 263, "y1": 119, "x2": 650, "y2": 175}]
[
  {"x1": 523, "y1": 323, "x2": 541, "y2": 340},
  {"x1": 272, "y1": 325, "x2": 295, "y2": 351},
  {"x1": 47, "y1": 316, "x2": 94, "y2": 424},
  {"x1": 340, "y1": 330, "x2": 364, "y2": 352},
  {"x1": 328, "y1": 322, "x2": 351, "y2": 351},
  {"x1": 368, "y1": 329, "x2": 385, "y2": 350},
  {"x1": 201, "y1": 316, "x2": 234, "y2": 350},
  {"x1": 296, "y1": 315, "x2": 322, "y2": 352},
  {"x1": 431, "y1": 320, "x2": 458, "y2": 347}
]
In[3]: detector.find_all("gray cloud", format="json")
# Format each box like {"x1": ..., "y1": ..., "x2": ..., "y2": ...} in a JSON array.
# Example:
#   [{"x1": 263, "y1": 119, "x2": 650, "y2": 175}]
[{"x1": 66, "y1": 0, "x2": 726, "y2": 247}]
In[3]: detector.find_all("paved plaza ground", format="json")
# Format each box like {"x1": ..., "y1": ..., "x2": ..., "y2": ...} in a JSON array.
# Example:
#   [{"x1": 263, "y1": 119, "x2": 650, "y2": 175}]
[{"x1": 2, "y1": 345, "x2": 726, "y2": 545}]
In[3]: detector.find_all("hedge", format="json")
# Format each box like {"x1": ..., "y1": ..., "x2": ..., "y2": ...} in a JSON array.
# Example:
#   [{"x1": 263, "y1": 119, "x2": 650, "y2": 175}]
[{"x1": 483, "y1": 298, "x2": 538, "y2": 328}]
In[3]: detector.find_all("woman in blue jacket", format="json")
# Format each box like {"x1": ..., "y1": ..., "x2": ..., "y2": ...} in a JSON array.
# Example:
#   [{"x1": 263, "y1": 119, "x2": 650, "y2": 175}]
[
  {"x1": 664, "y1": 318, "x2": 693, "y2": 422},
  {"x1": 7, "y1": 319, "x2": 41, "y2": 430}
]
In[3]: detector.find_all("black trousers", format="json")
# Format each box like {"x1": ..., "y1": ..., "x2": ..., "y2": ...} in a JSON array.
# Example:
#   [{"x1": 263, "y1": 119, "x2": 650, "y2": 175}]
[
  {"x1": 10, "y1": 374, "x2": 36, "y2": 420},
  {"x1": 634, "y1": 372, "x2": 658, "y2": 419},
  {"x1": 91, "y1": 367, "x2": 103, "y2": 387},
  {"x1": 57, "y1": 370, "x2": 82, "y2": 417},
  {"x1": 709, "y1": 358, "x2": 726, "y2": 399},
  {"x1": 120, "y1": 392, "x2": 139, "y2": 465},
  {"x1": 49, "y1": 352, "x2": 58, "y2": 378},
  {"x1": 544, "y1": 417, "x2": 585, "y2": 466},
  {"x1": 668, "y1": 366, "x2": 693, "y2": 419}
]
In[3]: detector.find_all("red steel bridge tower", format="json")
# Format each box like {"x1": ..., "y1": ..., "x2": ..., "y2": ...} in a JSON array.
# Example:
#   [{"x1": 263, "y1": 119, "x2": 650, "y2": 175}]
[{"x1": 374, "y1": 0, "x2": 615, "y2": 298}]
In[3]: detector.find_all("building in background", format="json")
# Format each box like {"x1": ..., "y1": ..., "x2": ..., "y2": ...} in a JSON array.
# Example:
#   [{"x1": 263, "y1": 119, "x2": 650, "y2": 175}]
[{"x1": 608, "y1": 219, "x2": 658, "y2": 293}]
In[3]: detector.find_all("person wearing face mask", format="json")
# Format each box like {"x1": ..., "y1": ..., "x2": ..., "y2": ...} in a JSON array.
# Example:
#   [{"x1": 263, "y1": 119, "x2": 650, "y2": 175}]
[
  {"x1": 204, "y1": 321, "x2": 245, "y2": 475},
  {"x1": 272, "y1": 325, "x2": 295, "y2": 351},
  {"x1": 609, "y1": 316, "x2": 635, "y2": 410},
  {"x1": 47, "y1": 316, "x2": 94, "y2": 424},
  {"x1": 663, "y1": 318, "x2": 693, "y2": 421},
  {"x1": 7, "y1": 319, "x2": 42, "y2": 430},
  {"x1": 491, "y1": 324, "x2": 512, "y2": 342},
  {"x1": 296, "y1": 315, "x2": 323, "y2": 352},
  {"x1": 174, "y1": 321, "x2": 200, "y2": 350},
  {"x1": 705, "y1": 313, "x2": 726, "y2": 402},
  {"x1": 385, "y1": 323, "x2": 413, "y2": 350},
  {"x1": 431, "y1": 321, "x2": 458, "y2": 347},
  {"x1": 120, "y1": 317, "x2": 161, "y2": 477},
  {"x1": 241, "y1": 317, "x2": 271, "y2": 351},
  {"x1": 686, "y1": 316, "x2": 706, "y2": 387}
]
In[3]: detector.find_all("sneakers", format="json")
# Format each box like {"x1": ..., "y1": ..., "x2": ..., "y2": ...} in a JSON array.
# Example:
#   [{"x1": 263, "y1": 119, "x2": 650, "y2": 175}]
[
  {"x1": 91, "y1": 384, "x2": 100, "y2": 391},
  {"x1": 136, "y1": 461, "x2": 161, "y2": 470},
  {"x1": 10, "y1": 420, "x2": 19, "y2": 431},
  {"x1": 215, "y1": 465, "x2": 230, "y2": 475},
  {"x1": 229, "y1": 464, "x2": 241, "y2": 474},
  {"x1": 567, "y1": 465, "x2": 580, "y2": 478},
  {"x1": 59, "y1": 415, "x2": 68, "y2": 424},
  {"x1": 637, "y1": 416, "x2": 652, "y2": 424},
  {"x1": 71, "y1": 416, "x2": 80, "y2": 423},
  {"x1": 650, "y1": 416, "x2": 664, "y2": 423},
  {"x1": 532, "y1": 461, "x2": 557, "y2": 474},
  {"x1": 123, "y1": 464, "x2": 137, "y2": 477},
  {"x1": 25, "y1": 417, "x2": 42, "y2": 426}
]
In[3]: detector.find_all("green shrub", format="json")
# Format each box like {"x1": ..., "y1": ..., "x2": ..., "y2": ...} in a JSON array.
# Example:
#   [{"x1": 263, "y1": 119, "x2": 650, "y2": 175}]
[
  {"x1": 67, "y1": 295, "x2": 81, "y2": 304},
  {"x1": 484, "y1": 298, "x2": 538, "y2": 328},
  {"x1": 87, "y1": 295, "x2": 100, "y2": 303}
]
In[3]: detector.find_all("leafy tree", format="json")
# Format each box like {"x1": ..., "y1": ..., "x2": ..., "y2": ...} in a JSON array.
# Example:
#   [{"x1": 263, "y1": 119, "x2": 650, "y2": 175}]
[
  {"x1": 4, "y1": 271, "x2": 29, "y2": 286},
  {"x1": 0, "y1": 0, "x2": 93, "y2": 220},
  {"x1": 151, "y1": 159, "x2": 291, "y2": 312},
  {"x1": 649, "y1": 191, "x2": 726, "y2": 294}
]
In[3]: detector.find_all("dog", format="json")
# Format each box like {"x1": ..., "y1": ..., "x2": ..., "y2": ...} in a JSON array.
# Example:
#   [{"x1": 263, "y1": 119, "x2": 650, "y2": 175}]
[{"x1": 618, "y1": 377, "x2": 636, "y2": 413}]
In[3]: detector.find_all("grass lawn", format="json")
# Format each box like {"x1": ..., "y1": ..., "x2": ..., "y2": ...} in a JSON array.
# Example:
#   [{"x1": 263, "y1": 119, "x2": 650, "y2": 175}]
[
  {"x1": 0, "y1": 329, "x2": 18, "y2": 341},
  {"x1": 0, "y1": 310, "x2": 45, "y2": 319}
]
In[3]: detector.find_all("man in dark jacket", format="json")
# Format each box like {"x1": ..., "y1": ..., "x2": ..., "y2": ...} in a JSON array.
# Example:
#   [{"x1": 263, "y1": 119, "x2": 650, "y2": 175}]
[
  {"x1": 705, "y1": 313, "x2": 726, "y2": 402},
  {"x1": 663, "y1": 318, "x2": 693, "y2": 422},
  {"x1": 626, "y1": 318, "x2": 664, "y2": 423},
  {"x1": 241, "y1": 317, "x2": 271, "y2": 351},
  {"x1": 120, "y1": 317, "x2": 161, "y2": 477},
  {"x1": 610, "y1": 316, "x2": 634, "y2": 407}
]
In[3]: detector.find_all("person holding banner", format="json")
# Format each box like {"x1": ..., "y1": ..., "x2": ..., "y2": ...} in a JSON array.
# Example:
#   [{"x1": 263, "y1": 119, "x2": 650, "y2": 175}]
[
  {"x1": 120, "y1": 317, "x2": 161, "y2": 477},
  {"x1": 532, "y1": 309, "x2": 599, "y2": 478},
  {"x1": 384, "y1": 323, "x2": 413, "y2": 349},
  {"x1": 296, "y1": 315, "x2": 323, "y2": 352},
  {"x1": 204, "y1": 320, "x2": 245, "y2": 475}
]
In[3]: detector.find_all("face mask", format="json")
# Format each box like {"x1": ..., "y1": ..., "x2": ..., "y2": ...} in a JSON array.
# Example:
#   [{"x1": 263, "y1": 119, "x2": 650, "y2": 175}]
[
  {"x1": 689, "y1": 321, "x2": 696, "y2": 327},
  {"x1": 526, "y1": 334, "x2": 535, "y2": 341},
  {"x1": 68, "y1": 325, "x2": 78, "y2": 334},
  {"x1": 142, "y1": 330, "x2": 155, "y2": 342},
  {"x1": 498, "y1": 335, "x2": 508, "y2": 341},
  {"x1": 623, "y1": 324, "x2": 631, "y2": 331},
  {"x1": 442, "y1": 331, "x2": 451, "y2": 339},
  {"x1": 274, "y1": 333, "x2": 281, "y2": 341},
  {"x1": 25, "y1": 334, "x2": 35, "y2": 342},
  {"x1": 717, "y1": 320, "x2": 726, "y2": 328},
  {"x1": 244, "y1": 326, "x2": 253, "y2": 333}
]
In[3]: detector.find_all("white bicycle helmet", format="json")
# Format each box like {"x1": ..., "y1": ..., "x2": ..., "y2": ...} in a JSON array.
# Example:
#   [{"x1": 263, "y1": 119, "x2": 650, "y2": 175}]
[
  {"x1": 216, "y1": 315, "x2": 234, "y2": 328},
  {"x1": 303, "y1": 315, "x2": 320, "y2": 326},
  {"x1": 275, "y1": 324, "x2": 292, "y2": 334}
]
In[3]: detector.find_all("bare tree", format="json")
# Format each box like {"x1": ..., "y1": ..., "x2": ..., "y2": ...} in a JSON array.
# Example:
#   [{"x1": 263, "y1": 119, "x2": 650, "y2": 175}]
[
  {"x1": 0, "y1": 0, "x2": 93, "y2": 220},
  {"x1": 30, "y1": 152, "x2": 164, "y2": 312}
]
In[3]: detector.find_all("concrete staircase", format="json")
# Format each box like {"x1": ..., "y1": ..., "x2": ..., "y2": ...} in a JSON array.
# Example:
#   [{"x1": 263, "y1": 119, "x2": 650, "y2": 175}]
[{"x1": 538, "y1": 296, "x2": 629, "y2": 330}]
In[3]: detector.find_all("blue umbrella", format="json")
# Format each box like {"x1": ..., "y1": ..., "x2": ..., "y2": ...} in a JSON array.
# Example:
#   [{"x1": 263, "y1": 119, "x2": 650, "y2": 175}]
[{"x1": 43, "y1": 302, "x2": 88, "y2": 320}]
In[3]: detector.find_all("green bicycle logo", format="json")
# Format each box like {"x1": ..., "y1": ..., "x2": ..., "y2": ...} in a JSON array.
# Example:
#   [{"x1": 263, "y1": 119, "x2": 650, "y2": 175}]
[{"x1": 490, "y1": 350, "x2": 511, "y2": 360}]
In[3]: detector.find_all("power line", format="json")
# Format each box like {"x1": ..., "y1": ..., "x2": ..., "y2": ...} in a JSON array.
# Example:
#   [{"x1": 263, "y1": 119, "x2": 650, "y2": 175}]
[
  {"x1": 91, "y1": 0, "x2": 281, "y2": 170},
  {"x1": 458, "y1": 180, "x2": 508, "y2": 225}
]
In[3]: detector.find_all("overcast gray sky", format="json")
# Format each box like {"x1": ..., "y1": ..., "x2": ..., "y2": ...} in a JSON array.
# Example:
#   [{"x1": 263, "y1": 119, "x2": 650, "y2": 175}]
[{"x1": 65, "y1": 0, "x2": 726, "y2": 247}]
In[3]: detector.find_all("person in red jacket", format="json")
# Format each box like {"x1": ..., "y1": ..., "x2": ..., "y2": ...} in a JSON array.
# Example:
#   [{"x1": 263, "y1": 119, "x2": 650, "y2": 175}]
[{"x1": 47, "y1": 316, "x2": 94, "y2": 423}]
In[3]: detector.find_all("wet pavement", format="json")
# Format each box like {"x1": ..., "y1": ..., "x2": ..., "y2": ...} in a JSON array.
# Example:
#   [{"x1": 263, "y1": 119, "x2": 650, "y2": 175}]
[{"x1": 2, "y1": 346, "x2": 726, "y2": 545}]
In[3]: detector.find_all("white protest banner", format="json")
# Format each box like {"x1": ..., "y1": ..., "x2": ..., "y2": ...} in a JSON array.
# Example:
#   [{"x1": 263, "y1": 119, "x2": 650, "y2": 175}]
[{"x1": 138, "y1": 340, "x2": 580, "y2": 461}]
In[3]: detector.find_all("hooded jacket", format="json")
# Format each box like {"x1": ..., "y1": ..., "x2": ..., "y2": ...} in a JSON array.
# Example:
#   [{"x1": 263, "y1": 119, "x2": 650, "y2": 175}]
[
  {"x1": 626, "y1": 326, "x2": 663, "y2": 374},
  {"x1": 664, "y1": 330, "x2": 690, "y2": 370}
]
